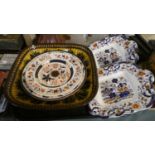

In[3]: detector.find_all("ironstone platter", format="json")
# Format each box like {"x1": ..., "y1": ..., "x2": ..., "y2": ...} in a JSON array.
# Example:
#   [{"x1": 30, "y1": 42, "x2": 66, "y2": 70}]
[
  {"x1": 89, "y1": 35, "x2": 139, "y2": 68},
  {"x1": 89, "y1": 63, "x2": 155, "y2": 118}
]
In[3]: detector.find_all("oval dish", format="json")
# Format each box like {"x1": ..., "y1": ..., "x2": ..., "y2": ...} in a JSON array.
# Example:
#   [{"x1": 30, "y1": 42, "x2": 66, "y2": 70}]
[
  {"x1": 89, "y1": 63, "x2": 155, "y2": 118},
  {"x1": 89, "y1": 35, "x2": 139, "y2": 68}
]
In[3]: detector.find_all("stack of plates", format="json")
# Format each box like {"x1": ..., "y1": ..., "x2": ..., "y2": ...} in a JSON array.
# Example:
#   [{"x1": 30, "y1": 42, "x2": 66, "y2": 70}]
[{"x1": 89, "y1": 35, "x2": 155, "y2": 118}]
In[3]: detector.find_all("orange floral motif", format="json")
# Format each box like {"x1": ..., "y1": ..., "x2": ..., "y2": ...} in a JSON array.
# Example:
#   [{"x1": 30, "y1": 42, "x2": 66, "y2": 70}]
[
  {"x1": 93, "y1": 43, "x2": 98, "y2": 48},
  {"x1": 98, "y1": 68, "x2": 104, "y2": 76},
  {"x1": 132, "y1": 103, "x2": 141, "y2": 109},
  {"x1": 123, "y1": 41, "x2": 130, "y2": 48},
  {"x1": 137, "y1": 71, "x2": 145, "y2": 77},
  {"x1": 40, "y1": 88, "x2": 45, "y2": 93}
]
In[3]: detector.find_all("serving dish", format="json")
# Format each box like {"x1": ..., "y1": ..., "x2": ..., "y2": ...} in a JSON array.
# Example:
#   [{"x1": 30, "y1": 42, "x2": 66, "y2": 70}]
[
  {"x1": 89, "y1": 63, "x2": 155, "y2": 118},
  {"x1": 89, "y1": 35, "x2": 139, "y2": 68},
  {"x1": 5, "y1": 44, "x2": 98, "y2": 110}
]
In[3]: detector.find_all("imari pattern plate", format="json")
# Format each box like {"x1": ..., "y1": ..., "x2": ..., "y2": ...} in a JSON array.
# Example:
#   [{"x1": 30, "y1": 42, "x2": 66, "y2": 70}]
[
  {"x1": 89, "y1": 63, "x2": 155, "y2": 118},
  {"x1": 89, "y1": 35, "x2": 139, "y2": 68},
  {"x1": 5, "y1": 44, "x2": 98, "y2": 110},
  {"x1": 22, "y1": 51, "x2": 86, "y2": 101}
]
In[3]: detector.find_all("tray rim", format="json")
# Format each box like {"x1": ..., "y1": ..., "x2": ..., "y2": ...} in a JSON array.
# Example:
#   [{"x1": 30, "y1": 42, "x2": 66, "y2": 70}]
[{"x1": 5, "y1": 43, "x2": 98, "y2": 110}]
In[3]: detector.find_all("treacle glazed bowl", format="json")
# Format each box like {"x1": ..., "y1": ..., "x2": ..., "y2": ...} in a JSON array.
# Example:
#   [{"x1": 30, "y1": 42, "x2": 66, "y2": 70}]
[{"x1": 5, "y1": 44, "x2": 98, "y2": 111}]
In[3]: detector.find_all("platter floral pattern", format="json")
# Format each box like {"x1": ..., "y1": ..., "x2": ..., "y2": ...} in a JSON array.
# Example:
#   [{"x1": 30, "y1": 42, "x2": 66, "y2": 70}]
[
  {"x1": 89, "y1": 35, "x2": 139, "y2": 68},
  {"x1": 22, "y1": 51, "x2": 86, "y2": 101},
  {"x1": 89, "y1": 63, "x2": 155, "y2": 118}
]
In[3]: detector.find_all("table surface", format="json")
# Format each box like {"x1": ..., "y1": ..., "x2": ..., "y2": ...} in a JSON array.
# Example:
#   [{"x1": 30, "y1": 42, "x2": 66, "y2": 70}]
[{"x1": 1, "y1": 106, "x2": 155, "y2": 121}]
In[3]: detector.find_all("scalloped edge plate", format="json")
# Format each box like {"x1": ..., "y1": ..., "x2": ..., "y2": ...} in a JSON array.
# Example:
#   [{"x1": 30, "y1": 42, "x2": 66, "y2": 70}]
[{"x1": 89, "y1": 63, "x2": 155, "y2": 118}]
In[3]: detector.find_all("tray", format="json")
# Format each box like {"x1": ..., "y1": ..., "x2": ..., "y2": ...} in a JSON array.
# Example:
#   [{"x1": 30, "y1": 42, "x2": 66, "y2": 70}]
[{"x1": 5, "y1": 44, "x2": 98, "y2": 111}]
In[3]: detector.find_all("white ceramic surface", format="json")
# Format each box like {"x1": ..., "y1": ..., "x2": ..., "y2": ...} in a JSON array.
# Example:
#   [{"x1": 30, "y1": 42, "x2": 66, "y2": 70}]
[
  {"x1": 89, "y1": 63, "x2": 155, "y2": 118},
  {"x1": 22, "y1": 51, "x2": 86, "y2": 101},
  {"x1": 89, "y1": 35, "x2": 139, "y2": 68}
]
